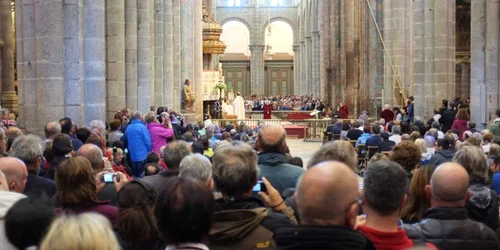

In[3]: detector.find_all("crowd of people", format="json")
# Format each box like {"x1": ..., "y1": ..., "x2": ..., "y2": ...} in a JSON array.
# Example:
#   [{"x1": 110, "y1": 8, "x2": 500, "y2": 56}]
[{"x1": 0, "y1": 96, "x2": 500, "y2": 249}]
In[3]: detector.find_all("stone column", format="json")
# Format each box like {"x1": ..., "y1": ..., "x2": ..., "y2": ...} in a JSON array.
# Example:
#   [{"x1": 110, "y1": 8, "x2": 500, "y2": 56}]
[
  {"x1": 305, "y1": 36, "x2": 312, "y2": 95},
  {"x1": 312, "y1": 31, "x2": 320, "y2": 98},
  {"x1": 137, "y1": 0, "x2": 151, "y2": 113},
  {"x1": 0, "y1": 0, "x2": 17, "y2": 114},
  {"x1": 194, "y1": 0, "x2": 203, "y2": 121},
  {"x1": 471, "y1": 0, "x2": 499, "y2": 126},
  {"x1": 292, "y1": 44, "x2": 300, "y2": 95},
  {"x1": 249, "y1": 45, "x2": 265, "y2": 95},
  {"x1": 63, "y1": 0, "x2": 84, "y2": 125},
  {"x1": 125, "y1": 0, "x2": 138, "y2": 110},
  {"x1": 172, "y1": 0, "x2": 181, "y2": 111},
  {"x1": 300, "y1": 41, "x2": 306, "y2": 94},
  {"x1": 180, "y1": 0, "x2": 193, "y2": 110},
  {"x1": 154, "y1": 0, "x2": 164, "y2": 107},
  {"x1": 412, "y1": 0, "x2": 425, "y2": 119},
  {"x1": 83, "y1": 0, "x2": 106, "y2": 125},
  {"x1": 319, "y1": 0, "x2": 328, "y2": 102},
  {"x1": 164, "y1": 0, "x2": 174, "y2": 108},
  {"x1": 106, "y1": 0, "x2": 126, "y2": 120}
]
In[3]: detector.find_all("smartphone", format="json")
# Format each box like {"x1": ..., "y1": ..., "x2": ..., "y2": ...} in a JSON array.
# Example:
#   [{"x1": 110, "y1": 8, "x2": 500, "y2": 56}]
[
  {"x1": 101, "y1": 173, "x2": 116, "y2": 183},
  {"x1": 252, "y1": 180, "x2": 267, "y2": 193}
]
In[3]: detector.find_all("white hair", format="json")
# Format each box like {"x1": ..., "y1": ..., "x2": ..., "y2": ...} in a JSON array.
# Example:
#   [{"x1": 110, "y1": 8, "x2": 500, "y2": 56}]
[
  {"x1": 179, "y1": 153, "x2": 212, "y2": 183},
  {"x1": 90, "y1": 120, "x2": 105, "y2": 130}
]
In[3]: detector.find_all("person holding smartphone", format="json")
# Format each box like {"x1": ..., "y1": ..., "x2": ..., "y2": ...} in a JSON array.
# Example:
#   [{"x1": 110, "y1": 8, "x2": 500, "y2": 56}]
[{"x1": 144, "y1": 112, "x2": 174, "y2": 156}]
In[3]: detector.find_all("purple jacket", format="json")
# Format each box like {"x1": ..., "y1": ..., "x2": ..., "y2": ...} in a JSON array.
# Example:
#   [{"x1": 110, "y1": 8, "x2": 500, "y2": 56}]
[
  {"x1": 55, "y1": 201, "x2": 119, "y2": 224},
  {"x1": 147, "y1": 123, "x2": 174, "y2": 154}
]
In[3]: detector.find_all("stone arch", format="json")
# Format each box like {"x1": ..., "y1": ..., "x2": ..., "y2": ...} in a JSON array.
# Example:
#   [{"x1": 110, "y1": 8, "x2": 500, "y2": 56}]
[
  {"x1": 220, "y1": 17, "x2": 253, "y2": 33},
  {"x1": 264, "y1": 20, "x2": 294, "y2": 54},
  {"x1": 261, "y1": 17, "x2": 297, "y2": 44},
  {"x1": 220, "y1": 20, "x2": 251, "y2": 55}
]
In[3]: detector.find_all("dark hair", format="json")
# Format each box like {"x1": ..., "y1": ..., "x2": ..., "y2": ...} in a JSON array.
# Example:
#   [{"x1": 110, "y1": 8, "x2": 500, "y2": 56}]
[
  {"x1": 76, "y1": 128, "x2": 92, "y2": 145},
  {"x1": 147, "y1": 152, "x2": 160, "y2": 163},
  {"x1": 145, "y1": 163, "x2": 161, "y2": 176},
  {"x1": 439, "y1": 133, "x2": 456, "y2": 150},
  {"x1": 155, "y1": 177, "x2": 214, "y2": 245},
  {"x1": 112, "y1": 140, "x2": 125, "y2": 150},
  {"x1": 364, "y1": 161, "x2": 408, "y2": 216},
  {"x1": 288, "y1": 157, "x2": 304, "y2": 168},
  {"x1": 371, "y1": 124, "x2": 380, "y2": 134},
  {"x1": 52, "y1": 133, "x2": 73, "y2": 156},
  {"x1": 110, "y1": 119, "x2": 122, "y2": 131},
  {"x1": 381, "y1": 132, "x2": 390, "y2": 140},
  {"x1": 5, "y1": 197, "x2": 55, "y2": 249},
  {"x1": 192, "y1": 141, "x2": 204, "y2": 154},
  {"x1": 117, "y1": 179, "x2": 158, "y2": 249},
  {"x1": 85, "y1": 135, "x2": 105, "y2": 153},
  {"x1": 59, "y1": 117, "x2": 73, "y2": 134}
]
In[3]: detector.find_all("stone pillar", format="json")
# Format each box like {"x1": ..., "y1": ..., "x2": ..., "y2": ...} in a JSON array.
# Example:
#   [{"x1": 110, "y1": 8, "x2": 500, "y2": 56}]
[
  {"x1": 180, "y1": 0, "x2": 193, "y2": 110},
  {"x1": 106, "y1": 0, "x2": 126, "y2": 119},
  {"x1": 164, "y1": 0, "x2": 174, "y2": 108},
  {"x1": 368, "y1": 0, "x2": 384, "y2": 117},
  {"x1": 305, "y1": 36, "x2": 312, "y2": 95},
  {"x1": 319, "y1": 0, "x2": 328, "y2": 102},
  {"x1": 312, "y1": 31, "x2": 320, "y2": 98},
  {"x1": 412, "y1": 0, "x2": 425, "y2": 119},
  {"x1": 137, "y1": 0, "x2": 151, "y2": 113},
  {"x1": 63, "y1": 0, "x2": 84, "y2": 125},
  {"x1": 300, "y1": 41, "x2": 306, "y2": 94},
  {"x1": 292, "y1": 44, "x2": 300, "y2": 95},
  {"x1": 471, "y1": 0, "x2": 499, "y2": 126},
  {"x1": 249, "y1": 45, "x2": 265, "y2": 95},
  {"x1": 0, "y1": 0, "x2": 18, "y2": 114},
  {"x1": 173, "y1": 0, "x2": 181, "y2": 111},
  {"x1": 84, "y1": 0, "x2": 106, "y2": 124},
  {"x1": 194, "y1": 0, "x2": 203, "y2": 121},
  {"x1": 154, "y1": 0, "x2": 164, "y2": 107},
  {"x1": 125, "y1": 0, "x2": 138, "y2": 110}
]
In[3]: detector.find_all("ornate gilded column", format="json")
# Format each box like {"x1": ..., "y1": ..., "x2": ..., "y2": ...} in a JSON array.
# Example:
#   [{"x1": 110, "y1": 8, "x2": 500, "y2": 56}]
[{"x1": 0, "y1": 0, "x2": 17, "y2": 114}]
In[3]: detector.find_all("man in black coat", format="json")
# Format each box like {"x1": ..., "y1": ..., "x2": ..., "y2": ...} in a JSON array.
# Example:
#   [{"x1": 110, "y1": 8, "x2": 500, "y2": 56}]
[
  {"x1": 10, "y1": 134, "x2": 57, "y2": 198},
  {"x1": 347, "y1": 120, "x2": 363, "y2": 141},
  {"x1": 274, "y1": 161, "x2": 375, "y2": 250},
  {"x1": 439, "y1": 103, "x2": 456, "y2": 133},
  {"x1": 404, "y1": 163, "x2": 499, "y2": 250}
]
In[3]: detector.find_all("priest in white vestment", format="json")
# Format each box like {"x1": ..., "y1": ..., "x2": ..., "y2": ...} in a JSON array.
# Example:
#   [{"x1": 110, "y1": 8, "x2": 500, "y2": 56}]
[
  {"x1": 222, "y1": 99, "x2": 234, "y2": 115},
  {"x1": 233, "y1": 92, "x2": 246, "y2": 120}
]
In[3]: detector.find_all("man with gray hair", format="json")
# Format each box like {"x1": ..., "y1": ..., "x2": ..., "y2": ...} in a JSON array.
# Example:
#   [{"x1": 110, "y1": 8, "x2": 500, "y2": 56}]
[
  {"x1": 124, "y1": 111, "x2": 151, "y2": 177},
  {"x1": 89, "y1": 120, "x2": 106, "y2": 138},
  {"x1": 453, "y1": 145, "x2": 499, "y2": 231},
  {"x1": 10, "y1": 134, "x2": 56, "y2": 198},
  {"x1": 77, "y1": 144, "x2": 118, "y2": 206},
  {"x1": 179, "y1": 153, "x2": 212, "y2": 188},
  {"x1": 389, "y1": 125, "x2": 402, "y2": 144}
]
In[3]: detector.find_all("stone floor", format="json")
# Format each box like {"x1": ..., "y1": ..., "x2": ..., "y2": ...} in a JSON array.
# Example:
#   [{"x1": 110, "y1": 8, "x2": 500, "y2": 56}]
[{"x1": 286, "y1": 138, "x2": 322, "y2": 168}]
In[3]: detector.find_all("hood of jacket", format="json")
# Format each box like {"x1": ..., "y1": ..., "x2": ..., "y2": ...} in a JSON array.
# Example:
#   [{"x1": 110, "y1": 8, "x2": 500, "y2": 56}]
[
  {"x1": 469, "y1": 183, "x2": 492, "y2": 210},
  {"x1": 209, "y1": 207, "x2": 268, "y2": 241},
  {"x1": 0, "y1": 191, "x2": 26, "y2": 217},
  {"x1": 436, "y1": 149, "x2": 456, "y2": 160},
  {"x1": 258, "y1": 152, "x2": 288, "y2": 166}
]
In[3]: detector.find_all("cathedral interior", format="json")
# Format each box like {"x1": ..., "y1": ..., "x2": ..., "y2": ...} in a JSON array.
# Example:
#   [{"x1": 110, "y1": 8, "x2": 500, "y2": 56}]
[{"x1": 0, "y1": 0, "x2": 496, "y2": 134}]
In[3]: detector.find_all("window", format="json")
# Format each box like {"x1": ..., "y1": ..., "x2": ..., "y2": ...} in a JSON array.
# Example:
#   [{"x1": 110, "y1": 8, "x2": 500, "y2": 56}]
[
  {"x1": 271, "y1": 0, "x2": 283, "y2": 6},
  {"x1": 226, "y1": 0, "x2": 241, "y2": 6}
]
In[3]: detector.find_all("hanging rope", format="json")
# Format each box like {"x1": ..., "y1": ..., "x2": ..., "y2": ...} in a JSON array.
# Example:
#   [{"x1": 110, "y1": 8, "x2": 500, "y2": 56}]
[{"x1": 365, "y1": 0, "x2": 408, "y2": 106}]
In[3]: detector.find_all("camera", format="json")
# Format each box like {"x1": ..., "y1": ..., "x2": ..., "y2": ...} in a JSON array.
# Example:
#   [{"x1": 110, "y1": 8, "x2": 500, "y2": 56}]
[
  {"x1": 101, "y1": 173, "x2": 116, "y2": 183},
  {"x1": 252, "y1": 180, "x2": 267, "y2": 193}
]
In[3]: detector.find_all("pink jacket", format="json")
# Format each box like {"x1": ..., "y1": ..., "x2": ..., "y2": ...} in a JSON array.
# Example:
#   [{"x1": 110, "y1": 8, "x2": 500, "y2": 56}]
[
  {"x1": 451, "y1": 119, "x2": 468, "y2": 141},
  {"x1": 147, "y1": 123, "x2": 174, "y2": 154}
]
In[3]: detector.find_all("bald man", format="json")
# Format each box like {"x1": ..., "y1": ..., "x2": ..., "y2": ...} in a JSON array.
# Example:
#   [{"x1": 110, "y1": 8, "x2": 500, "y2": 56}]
[
  {"x1": 404, "y1": 163, "x2": 499, "y2": 250},
  {"x1": 0, "y1": 157, "x2": 28, "y2": 193},
  {"x1": 44, "y1": 121, "x2": 61, "y2": 141},
  {"x1": 274, "y1": 161, "x2": 375, "y2": 250},
  {"x1": 0, "y1": 168, "x2": 26, "y2": 250},
  {"x1": 257, "y1": 124, "x2": 304, "y2": 195}
]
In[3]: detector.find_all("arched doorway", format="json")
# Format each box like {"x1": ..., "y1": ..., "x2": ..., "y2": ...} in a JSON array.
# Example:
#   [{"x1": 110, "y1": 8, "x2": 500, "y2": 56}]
[
  {"x1": 264, "y1": 21, "x2": 294, "y2": 96},
  {"x1": 220, "y1": 21, "x2": 251, "y2": 97}
]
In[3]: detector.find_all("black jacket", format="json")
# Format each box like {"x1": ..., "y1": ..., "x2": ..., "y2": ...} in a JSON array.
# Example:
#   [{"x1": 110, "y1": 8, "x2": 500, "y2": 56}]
[
  {"x1": 466, "y1": 181, "x2": 499, "y2": 231},
  {"x1": 379, "y1": 140, "x2": 395, "y2": 152},
  {"x1": 404, "y1": 207, "x2": 500, "y2": 250},
  {"x1": 24, "y1": 173, "x2": 57, "y2": 198},
  {"x1": 429, "y1": 148, "x2": 456, "y2": 167},
  {"x1": 274, "y1": 225, "x2": 375, "y2": 250},
  {"x1": 440, "y1": 109, "x2": 456, "y2": 132},
  {"x1": 347, "y1": 129, "x2": 363, "y2": 141}
]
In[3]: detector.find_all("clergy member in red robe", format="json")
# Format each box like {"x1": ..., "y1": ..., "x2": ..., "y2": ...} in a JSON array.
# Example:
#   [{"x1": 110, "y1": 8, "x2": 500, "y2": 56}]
[
  {"x1": 339, "y1": 103, "x2": 349, "y2": 119},
  {"x1": 263, "y1": 100, "x2": 272, "y2": 119},
  {"x1": 380, "y1": 104, "x2": 395, "y2": 123}
]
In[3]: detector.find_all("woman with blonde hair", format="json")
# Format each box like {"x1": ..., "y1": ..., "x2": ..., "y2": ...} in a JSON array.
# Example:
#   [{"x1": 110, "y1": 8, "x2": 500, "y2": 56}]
[
  {"x1": 401, "y1": 165, "x2": 435, "y2": 224},
  {"x1": 40, "y1": 213, "x2": 120, "y2": 250},
  {"x1": 415, "y1": 139, "x2": 431, "y2": 165}
]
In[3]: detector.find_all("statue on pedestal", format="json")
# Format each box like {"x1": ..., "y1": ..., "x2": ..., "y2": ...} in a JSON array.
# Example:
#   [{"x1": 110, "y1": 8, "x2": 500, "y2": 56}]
[{"x1": 183, "y1": 79, "x2": 195, "y2": 111}]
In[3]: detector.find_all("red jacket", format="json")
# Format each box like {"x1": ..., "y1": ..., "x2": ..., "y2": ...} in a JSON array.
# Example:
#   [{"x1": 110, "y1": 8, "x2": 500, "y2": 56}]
[
  {"x1": 358, "y1": 226, "x2": 436, "y2": 250},
  {"x1": 380, "y1": 109, "x2": 395, "y2": 123},
  {"x1": 451, "y1": 119, "x2": 468, "y2": 141},
  {"x1": 339, "y1": 105, "x2": 349, "y2": 119}
]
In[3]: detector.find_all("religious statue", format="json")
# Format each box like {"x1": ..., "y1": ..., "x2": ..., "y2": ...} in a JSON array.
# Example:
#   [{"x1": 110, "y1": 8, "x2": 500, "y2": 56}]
[{"x1": 183, "y1": 79, "x2": 195, "y2": 111}]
